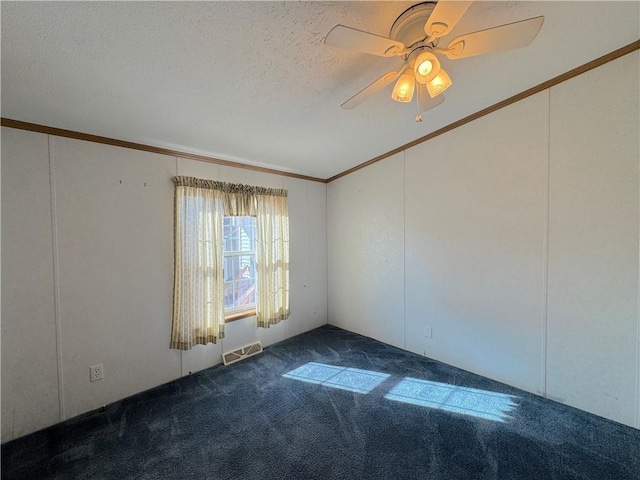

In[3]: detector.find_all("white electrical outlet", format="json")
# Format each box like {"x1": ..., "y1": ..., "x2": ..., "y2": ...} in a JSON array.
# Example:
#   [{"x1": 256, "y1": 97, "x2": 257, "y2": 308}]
[
  {"x1": 425, "y1": 326, "x2": 432, "y2": 338},
  {"x1": 90, "y1": 364, "x2": 104, "y2": 382}
]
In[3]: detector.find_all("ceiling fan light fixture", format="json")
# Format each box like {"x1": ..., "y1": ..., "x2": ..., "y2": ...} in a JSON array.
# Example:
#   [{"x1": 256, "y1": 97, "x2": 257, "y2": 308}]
[
  {"x1": 391, "y1": 72, "x2": 415, "y2": 103},
  {"x1": 426, "y1": 69, "x2": 452, "y2": 98},
  {"x1": 414, "y1": 51, "x2": 440, "y2": 84},
  {"x1": 324, "y1": 3, "x2": 544, "y2": 121}
]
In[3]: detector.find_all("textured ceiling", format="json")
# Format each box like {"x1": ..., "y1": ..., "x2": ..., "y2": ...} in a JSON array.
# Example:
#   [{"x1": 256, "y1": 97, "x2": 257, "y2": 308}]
[{"x1": 2, "y1": 1, "x2": 639, "y2": 179}]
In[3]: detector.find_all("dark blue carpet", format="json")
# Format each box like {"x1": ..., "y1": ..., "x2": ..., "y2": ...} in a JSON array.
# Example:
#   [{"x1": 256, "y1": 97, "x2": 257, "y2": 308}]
[{"x1": 2, "y1": 325, "x2": 639, "y2": 479}]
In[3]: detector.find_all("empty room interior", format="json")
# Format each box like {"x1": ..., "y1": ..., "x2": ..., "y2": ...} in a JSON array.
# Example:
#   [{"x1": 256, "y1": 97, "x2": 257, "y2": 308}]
[{"x1": 2, "y1": 1, "x2": 640, "y2": 479}]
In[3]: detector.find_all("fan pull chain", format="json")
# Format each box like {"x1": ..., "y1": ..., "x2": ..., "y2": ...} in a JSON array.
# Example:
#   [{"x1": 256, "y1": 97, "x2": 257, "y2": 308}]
[{"x1": 415, "y1": 86, "x2": 423, "y2": 122}]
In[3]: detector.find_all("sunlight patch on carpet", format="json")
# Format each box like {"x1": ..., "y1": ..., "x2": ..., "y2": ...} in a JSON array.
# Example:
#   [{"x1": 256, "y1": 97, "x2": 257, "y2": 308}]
[
  {"x1": 283, "y1": 362, "x2": 390, "y2": 394},
  {"x1": 384, "y1": 378, "x2": 518, "y2": 422}
]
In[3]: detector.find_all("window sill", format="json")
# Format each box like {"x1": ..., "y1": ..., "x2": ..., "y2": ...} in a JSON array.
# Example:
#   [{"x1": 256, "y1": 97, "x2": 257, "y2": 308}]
[{"x1": 225, "y1": 309, "x2": 257, "y2": 323}]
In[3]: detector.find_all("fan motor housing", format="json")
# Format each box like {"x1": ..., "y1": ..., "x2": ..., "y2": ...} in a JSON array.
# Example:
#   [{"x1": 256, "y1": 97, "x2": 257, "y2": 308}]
[{"x1": 389, "y1": 2, "x2": 437, "y2": 48}]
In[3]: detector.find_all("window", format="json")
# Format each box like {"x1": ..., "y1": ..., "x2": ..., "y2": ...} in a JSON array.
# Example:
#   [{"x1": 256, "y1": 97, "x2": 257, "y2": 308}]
[
  {"x1": 223, "y1": 216, "x2": 257, "y2": 318},
  {"x1": 171, "y1": 176, "x2": 290, "y2": 350}
]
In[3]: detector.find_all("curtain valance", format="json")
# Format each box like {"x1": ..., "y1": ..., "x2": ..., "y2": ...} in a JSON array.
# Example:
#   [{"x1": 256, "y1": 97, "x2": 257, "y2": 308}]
[{"x1": 173, "y1": 176, "x2": 287, "y2": 197}]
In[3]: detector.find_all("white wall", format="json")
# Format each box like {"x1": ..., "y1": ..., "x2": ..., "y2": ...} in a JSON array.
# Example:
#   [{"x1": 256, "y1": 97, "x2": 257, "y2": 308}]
[
  {"x1": 328, "y1": 51, "x2": 640, "y2": 428},
  {"x1": 405, "y1": 92, "x2": 548, "y2": 394},
  {"x1": 1, "y1": 129, "x2": 60, "y2": 440},
  {"x1": 1, "y1": 132, "x2": 327, "y2": 442},
  {"x1": 328, "y1": 153, "x2": 405, "y2": 349},
  {"x1": 546, "y1": 52, "x2": 639, "y2": 426}
]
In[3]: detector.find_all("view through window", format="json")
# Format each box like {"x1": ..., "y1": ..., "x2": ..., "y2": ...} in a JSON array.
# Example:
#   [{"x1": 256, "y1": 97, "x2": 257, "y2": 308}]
[{"x1": 223, "y1": 216, "x2": 257, "y2": 314}]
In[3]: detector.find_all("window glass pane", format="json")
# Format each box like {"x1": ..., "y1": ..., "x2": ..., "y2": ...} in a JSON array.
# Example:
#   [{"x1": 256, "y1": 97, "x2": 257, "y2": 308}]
[
  {"x1": 223, "y1": 225, "x2": 232, "y2": 252},
  {"x1": 231, "y1": 280, "x2": 236, "y2": 310},
  {"x1": 238, "y1": 225, "x2": 251, "y2": 252},
  {"x1": 235, "y1": 278, "x2": 255, "y2": 307},
  {"x1": 238, "y1": 255, "x2": 252, "y2": 278},
  {"x1": 232, "y1": 226, "x2": 241, "y2": 251},
  {"x1": 224, "y1": 282, "x2": 233, "y2": 310},
  {"x1": 224, "y1": 256, "x2": 233, "y2": 282}
]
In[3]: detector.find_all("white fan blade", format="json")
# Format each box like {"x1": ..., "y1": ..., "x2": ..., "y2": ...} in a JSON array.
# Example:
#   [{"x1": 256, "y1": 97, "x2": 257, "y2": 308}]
[
  {"x1": 341, "y1": 69, "x2": 403, "y2": 109},
  {"x1": 418, "y1": 84, "x2": 445, "y2": 113},
  {"x1": 445, "y1": 16, "x2": 544, "y2": 59},
  {"x1": 425, "y1": 1, "x2": 474, "y2": 40},
  {"x1": 325, "y1": 25, "x2": 405, "y2": 57}
]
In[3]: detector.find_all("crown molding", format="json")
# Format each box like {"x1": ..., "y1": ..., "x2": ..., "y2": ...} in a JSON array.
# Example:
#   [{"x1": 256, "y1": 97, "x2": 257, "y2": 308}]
[{"x1": 0, "y1": 118, "x2": 327, "y2": 184}]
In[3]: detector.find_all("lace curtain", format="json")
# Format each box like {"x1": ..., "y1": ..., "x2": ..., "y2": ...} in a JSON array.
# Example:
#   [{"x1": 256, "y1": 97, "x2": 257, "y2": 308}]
[
  {"x1": 171, "y1": 176, "x2": 289, "y2": 350},
  {"x1": 254, "y1": 188, "x2": 290, "y2": 328}
]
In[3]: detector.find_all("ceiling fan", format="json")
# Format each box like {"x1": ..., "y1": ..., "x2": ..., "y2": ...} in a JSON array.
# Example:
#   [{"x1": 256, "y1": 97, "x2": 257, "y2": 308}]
[{"x1": 324, "y1": 1, "x2": 544, "y2": 121}]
